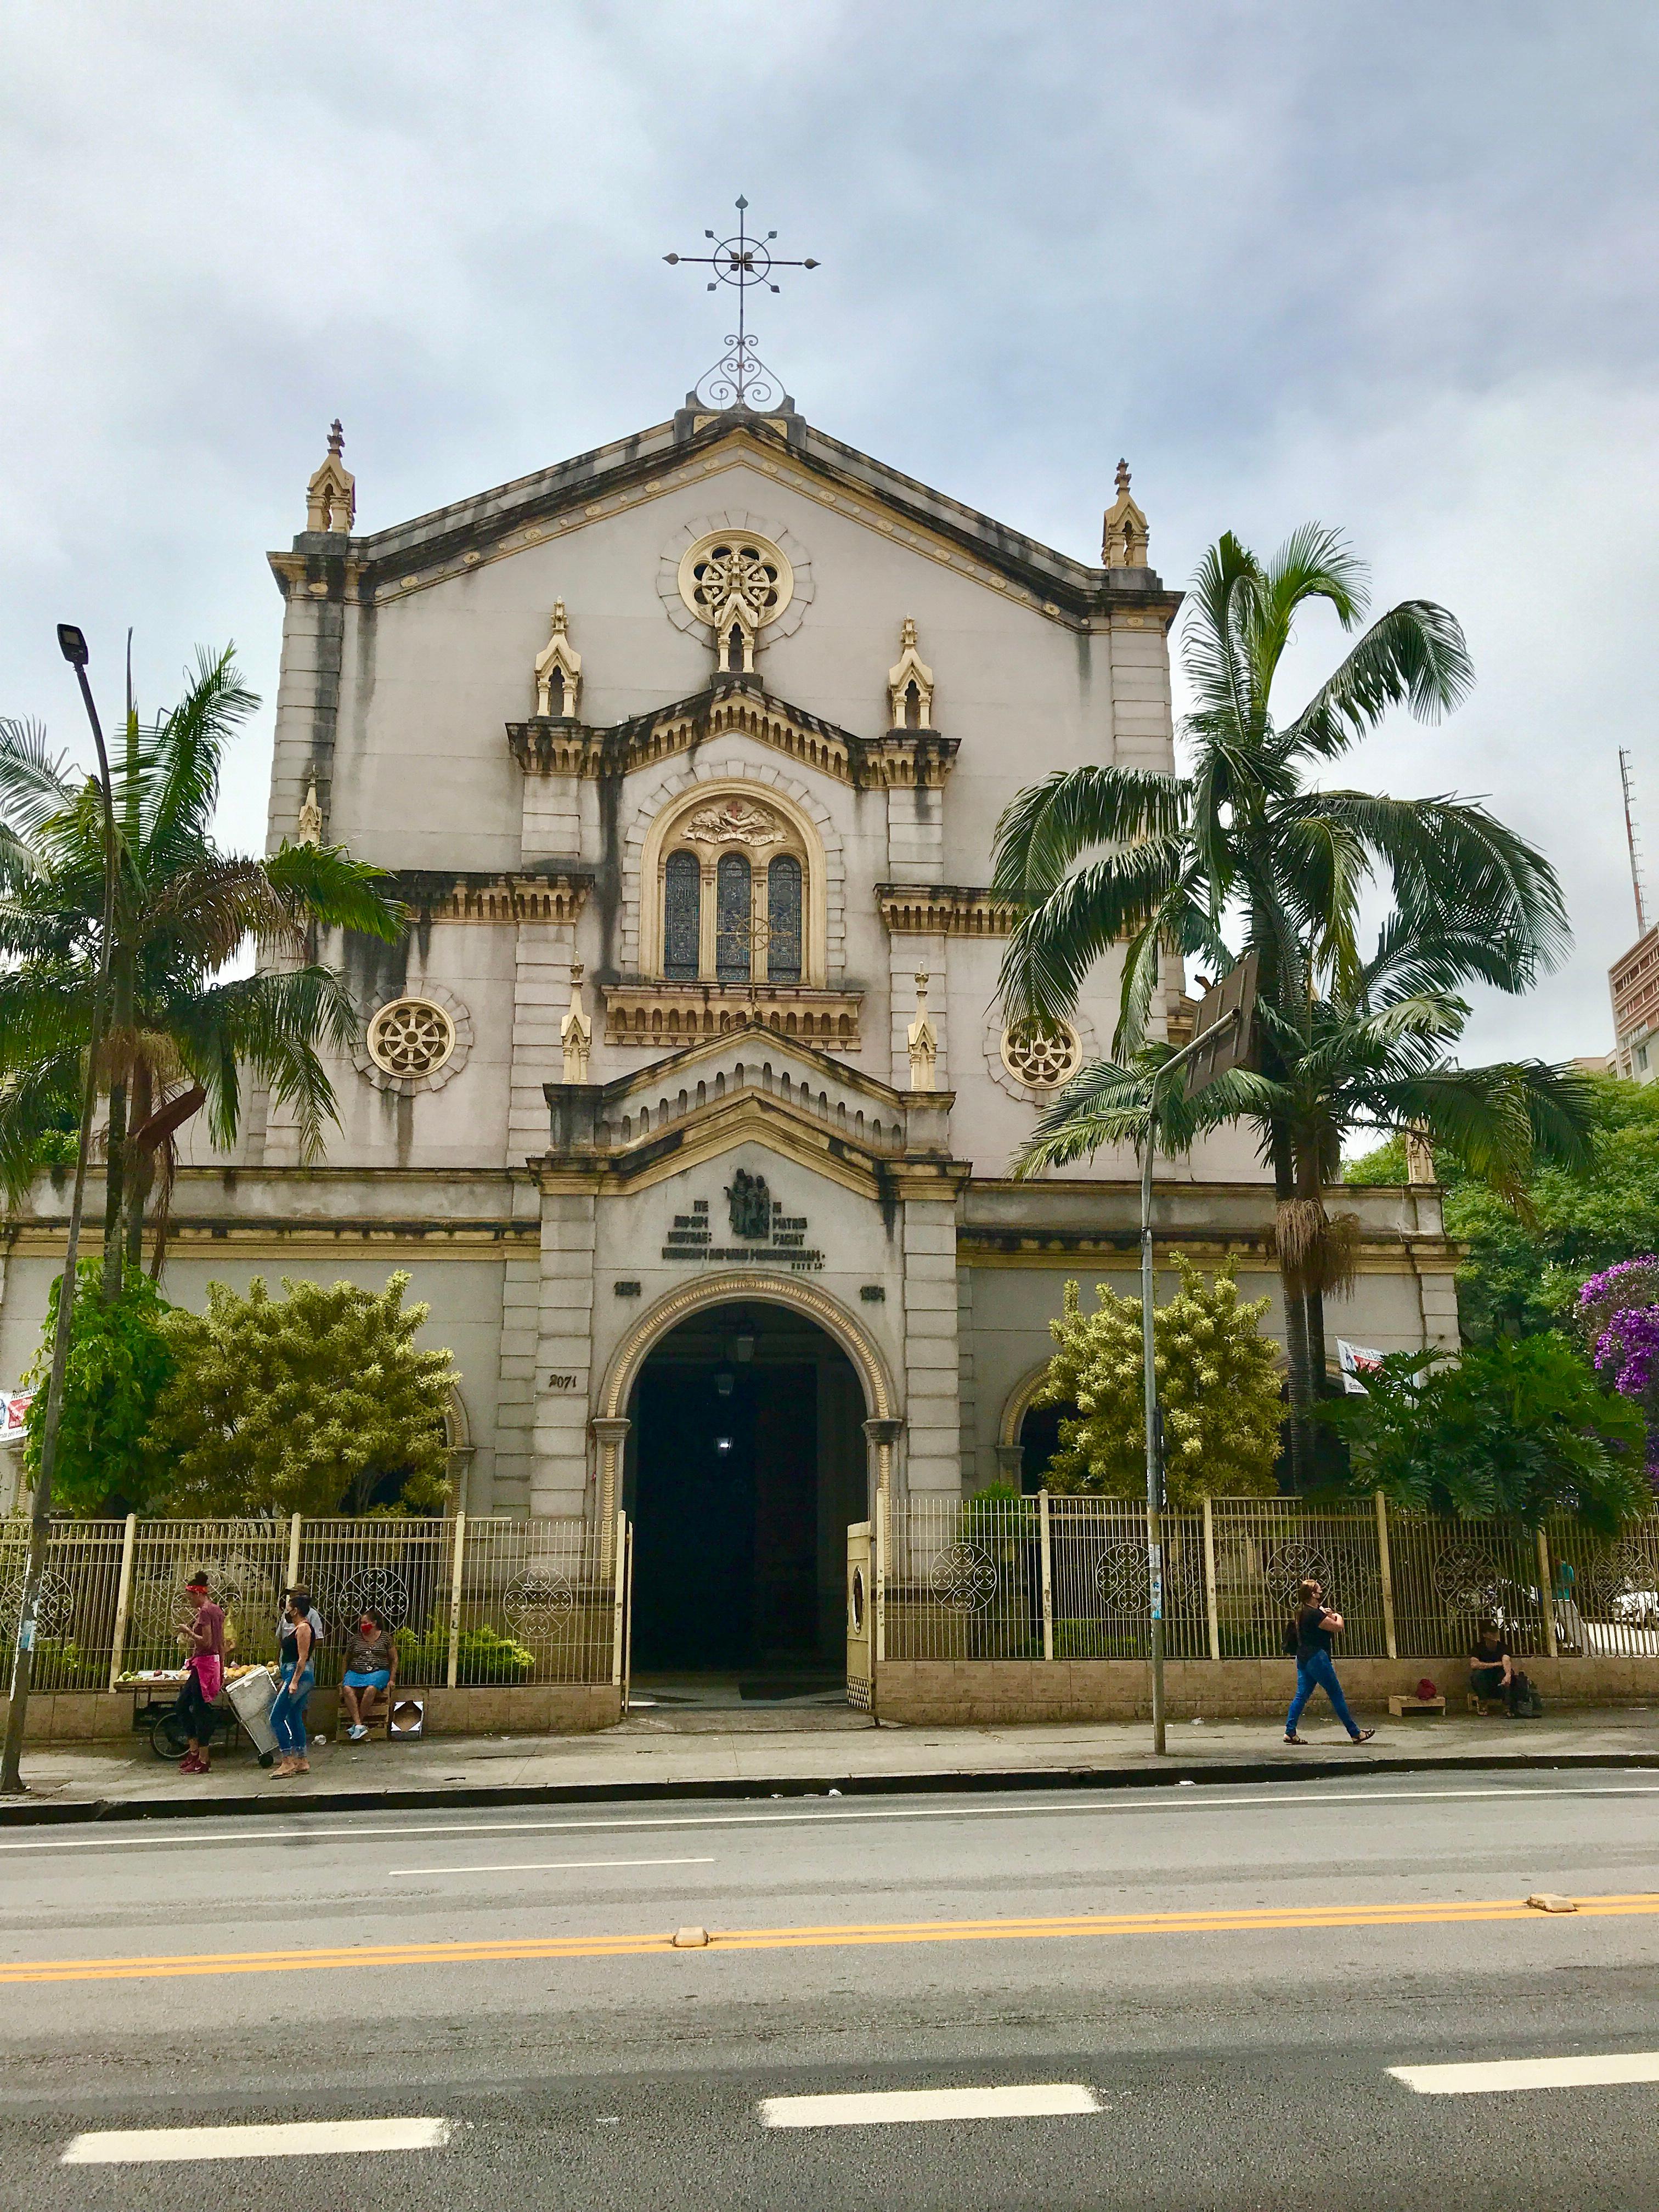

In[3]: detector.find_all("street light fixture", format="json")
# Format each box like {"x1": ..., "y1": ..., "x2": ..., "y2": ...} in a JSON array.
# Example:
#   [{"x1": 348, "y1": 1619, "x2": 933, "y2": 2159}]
[{"x1": 0, "y1": 627, "x2": 120, "y2": 1795}]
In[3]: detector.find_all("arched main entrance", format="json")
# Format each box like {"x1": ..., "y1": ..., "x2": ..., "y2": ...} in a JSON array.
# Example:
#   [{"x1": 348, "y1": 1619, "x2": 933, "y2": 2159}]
[{"x1": 623, "y1": 1298, "x2": 871, "y2": 1685}]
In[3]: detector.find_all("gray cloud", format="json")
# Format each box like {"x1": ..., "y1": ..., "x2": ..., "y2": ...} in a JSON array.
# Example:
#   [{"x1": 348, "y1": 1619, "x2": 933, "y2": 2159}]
[{"x1": 3, "y1": 0, "x2": 1655, "y2": 1059}]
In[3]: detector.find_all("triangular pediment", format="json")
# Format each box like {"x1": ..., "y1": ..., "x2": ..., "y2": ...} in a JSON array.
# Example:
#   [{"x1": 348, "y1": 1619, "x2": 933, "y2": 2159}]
[
  {"x1": 274, "y1": 409, "x2": 1177, "y2": 628},
  {"x1": 507, "y1": 673, "x2": 956, "y2": 792},
  {"x1": 540, "y1": 1019, "x2": 963, "y2": 1202}
]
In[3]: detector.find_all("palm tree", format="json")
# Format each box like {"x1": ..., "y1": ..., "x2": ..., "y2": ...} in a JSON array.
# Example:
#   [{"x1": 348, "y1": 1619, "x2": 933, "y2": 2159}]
[
  {"x1": 992, "y1": 527, "x2": 1574, "y2": 1474},
  {"x1": 1012, "y1": 923, "x2": 1594, "y2": 1482},
  {"x1": 0, "y1": 646, "x2": 403, "y2": 1290}
]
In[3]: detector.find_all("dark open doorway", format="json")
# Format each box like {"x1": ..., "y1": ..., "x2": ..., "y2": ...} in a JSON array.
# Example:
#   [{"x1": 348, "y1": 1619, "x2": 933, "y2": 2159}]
[{"x1": 625, "y1": 1300, "x2": 867, "y2": 1690}]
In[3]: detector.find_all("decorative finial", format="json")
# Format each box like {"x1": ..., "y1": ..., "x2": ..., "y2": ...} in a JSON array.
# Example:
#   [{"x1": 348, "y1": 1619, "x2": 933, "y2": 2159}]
[
  {"x1": 1405, "y1": 1124, "x2": 1437, "y2": 1186},
  {"x1": 306, "y1": 421, "x2": 356, "y2": 534},
  {"x1": 664, "y1": 198, "x2": 820, "y2": 412},
  {"x1": 296, "y1": 776, "x2": 323, "y2": 848},
  {"x1": 534, "y1": 600, "x2": 583, "y2": 719},
  {"x1": 888, "y1": 616, "x2": 935, "y2": 731},
  {"x1": 561, "y1": 958, "x2": 592, "y2": 1084},
  {"x1": 1102, "y1": 459, "x2": 1148, "y2": 569},
  {"x1": 907, "y1": 968, "x2": 938, "y2": 1090}
]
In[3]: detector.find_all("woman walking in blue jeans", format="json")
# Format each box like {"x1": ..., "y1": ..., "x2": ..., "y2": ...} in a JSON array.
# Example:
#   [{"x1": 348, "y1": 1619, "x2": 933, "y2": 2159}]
[
  {"x1": 271, "y1": 1590, "x2": 317, "y2": 1778},
  {"x1": 1285, "y1": 1577, "x2": 1375, "y2": 1746}
]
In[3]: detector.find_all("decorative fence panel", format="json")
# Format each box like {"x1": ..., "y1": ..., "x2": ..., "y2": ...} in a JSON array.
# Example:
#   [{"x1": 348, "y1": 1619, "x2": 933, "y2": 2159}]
[
  {"x1": 0, "y1": 1518, "x2": 129, "y2": 1690},
  {"x1": 124, "y1": 1519, "x2": 290, "y2": 1679},
  {"x1": 0, "y1": 1513, "x2": 623, "y2": 1692},
  {"x1": 881, "y1": 1496, "x2": 1659, "y2": 1668},
  {"x1": 458, "y1": 1516, "x2": 619, "y2": 1686}
]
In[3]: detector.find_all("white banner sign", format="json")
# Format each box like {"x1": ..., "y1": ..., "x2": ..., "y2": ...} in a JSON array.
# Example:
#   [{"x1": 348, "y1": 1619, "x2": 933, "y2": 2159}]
[
  {"x1": 1336, "y1": 1341, "x2": 1385, "y2": 1396},
  {"x1": 2, "y1": 1391, "x2": 33, "y2": 1440}
]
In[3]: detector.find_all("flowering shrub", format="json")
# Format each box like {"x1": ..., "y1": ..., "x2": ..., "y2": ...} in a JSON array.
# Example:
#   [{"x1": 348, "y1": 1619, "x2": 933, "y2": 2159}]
[
  {"x1": 1579, "y1": 1257, "x2": 1659, "y2": 1476},
  {"x1": 1035, "y1": 1257, "x2": 1283, "y2": 1505}
]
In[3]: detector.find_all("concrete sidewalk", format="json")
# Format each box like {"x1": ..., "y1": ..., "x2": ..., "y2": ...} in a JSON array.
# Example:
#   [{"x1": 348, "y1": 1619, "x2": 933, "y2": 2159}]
[{"x1": 3, "y1": 1703, "x2": 1657, "y2": 1823}]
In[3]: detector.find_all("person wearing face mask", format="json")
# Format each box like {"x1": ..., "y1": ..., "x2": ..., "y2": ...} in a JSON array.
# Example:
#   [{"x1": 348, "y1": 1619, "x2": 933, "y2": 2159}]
[
  {"x1": 270, "y1": 1590, "x2": 317, "y2": 1778},
  {"x1": 339, "y1": 1609, "x2": 398, "y2": 1742}
]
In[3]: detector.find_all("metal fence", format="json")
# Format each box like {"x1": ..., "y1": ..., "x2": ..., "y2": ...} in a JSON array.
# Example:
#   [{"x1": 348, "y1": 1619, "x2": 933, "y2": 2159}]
[
  {"x1": 0, "y1": 1511, "x2": 625, "y2": 1692},
  {"x1": 883, "y1": 1493, "x2": 1659, "y2": 1664}
]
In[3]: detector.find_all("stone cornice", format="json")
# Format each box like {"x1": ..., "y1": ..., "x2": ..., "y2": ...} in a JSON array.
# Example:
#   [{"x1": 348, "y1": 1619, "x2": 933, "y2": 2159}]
[
  {"x1": 506, "y1": 675, "x2": 958, "y2": 792},
  {"x1": 877, "y1": 883, "x2": 1023, "y2": 937},
  {"x1": 385, "y1": 867, "x2": 594, "y2": 925}
]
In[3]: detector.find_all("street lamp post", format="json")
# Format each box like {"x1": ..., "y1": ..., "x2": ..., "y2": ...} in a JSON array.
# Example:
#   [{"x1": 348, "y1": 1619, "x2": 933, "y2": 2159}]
[
  {"x1": 1137, "y1": 953, "x2": 1258, "y2": 1758},
  {"x1": 1, "y1": 627, "x2": 119, "y2": 1795}
]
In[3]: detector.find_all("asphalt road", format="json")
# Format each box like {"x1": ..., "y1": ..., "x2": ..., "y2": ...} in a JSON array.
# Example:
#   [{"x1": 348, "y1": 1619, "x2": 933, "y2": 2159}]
[{"x1": 2, "y1": 1770, "x2": 1658, "y2": 2209}]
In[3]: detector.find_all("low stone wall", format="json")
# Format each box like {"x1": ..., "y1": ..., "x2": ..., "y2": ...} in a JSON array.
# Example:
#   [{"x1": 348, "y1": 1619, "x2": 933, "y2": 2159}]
[
  {"x1": 0, "y1": 1681, "x2": 623, "y2": 1745},
  {"x1": 874, "y1": 1655, "x2": 1659, "y2": 1725}
]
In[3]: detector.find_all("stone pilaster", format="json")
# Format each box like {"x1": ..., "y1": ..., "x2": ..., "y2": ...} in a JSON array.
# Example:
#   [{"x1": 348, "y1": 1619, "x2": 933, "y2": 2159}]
[
  {"x1": 489, "y1": 1251, "x2": 541, "y2": 1515},
  {"x1": 956, "y1": 1266, "x2": 978, "y2": 1489},
  {"x1": 529, "y1": 1181, "x2": 599, "y2": 1516},
  {"x1": 1106, "y1": 614, "x2": 1175, "y2": 775},
  {"x1": 900, "y1": 1195, "x2": 961, "y2": 1496},
  {"x1": 507, "y1": 926, "x2": 577, "y2": 1163},
  {"x1": 264, "y1": 568, "x2": 347, "y2": 855},
  {"x1": 885, "y1": 782, "x2": 946, "y2": 882}
]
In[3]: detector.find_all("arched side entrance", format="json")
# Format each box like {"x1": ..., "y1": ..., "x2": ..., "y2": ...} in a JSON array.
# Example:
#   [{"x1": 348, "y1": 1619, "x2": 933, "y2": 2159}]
[
  {"x1": 597, "y1": 1274, "x2": 897, "y2": 1688},
  {"x1": 998, "y1": 1364, "x2": 1076, "y2": 1494}
]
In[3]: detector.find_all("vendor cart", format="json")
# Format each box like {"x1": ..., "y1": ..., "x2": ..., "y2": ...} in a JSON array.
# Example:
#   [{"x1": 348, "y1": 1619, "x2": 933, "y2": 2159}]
[{"x1": 113, "y1": 1666, "x2": 279, "y2": 1764}]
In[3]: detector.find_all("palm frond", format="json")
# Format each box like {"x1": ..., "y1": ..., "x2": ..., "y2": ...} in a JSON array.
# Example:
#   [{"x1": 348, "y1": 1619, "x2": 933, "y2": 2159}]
[
  {"x1": 996, "y1": 836, "x2": 1193, "y2": 1025},
  {"x1": 1281, "y1": 600, "x2": 1473, "y2": 761},
  {"x1": 261, "y1": 841, "x2": 407, "y2": 943},
  {"x1": 144, "y1": 645, "x2": 258, "y2": 859}
]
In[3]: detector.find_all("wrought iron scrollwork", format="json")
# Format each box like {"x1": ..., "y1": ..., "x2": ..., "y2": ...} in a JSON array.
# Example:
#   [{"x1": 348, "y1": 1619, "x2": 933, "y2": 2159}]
[
  {"x1": 930, "y1": 1541, "x2": 999, "y2": 1615},
  {"x1": 503, "y1": 1571, "x2": 576, "y2": 1641}
]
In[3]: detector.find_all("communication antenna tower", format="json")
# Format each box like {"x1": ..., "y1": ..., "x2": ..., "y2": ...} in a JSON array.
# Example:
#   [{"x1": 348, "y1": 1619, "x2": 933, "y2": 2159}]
[{"x1": 1620, "y1": 746, "x2": 1650, "y2": 936}]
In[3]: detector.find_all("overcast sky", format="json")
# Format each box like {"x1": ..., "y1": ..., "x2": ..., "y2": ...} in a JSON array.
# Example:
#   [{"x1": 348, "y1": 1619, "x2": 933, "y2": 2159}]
[{"x1": 4, "y1": 1, "x2": 1656, "y2": 1064}]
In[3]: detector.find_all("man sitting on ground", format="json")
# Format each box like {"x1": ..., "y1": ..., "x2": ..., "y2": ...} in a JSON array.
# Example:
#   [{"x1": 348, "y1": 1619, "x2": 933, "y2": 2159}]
[{"x1": 1469, "y1": 1620, "x2": 1537, "y2": 1716}]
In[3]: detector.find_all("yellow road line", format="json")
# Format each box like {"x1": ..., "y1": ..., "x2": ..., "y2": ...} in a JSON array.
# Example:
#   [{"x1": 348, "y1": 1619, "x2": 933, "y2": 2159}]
[{"x1": 4, "y1": 1892, "x2": 1654, "y2": 1987}]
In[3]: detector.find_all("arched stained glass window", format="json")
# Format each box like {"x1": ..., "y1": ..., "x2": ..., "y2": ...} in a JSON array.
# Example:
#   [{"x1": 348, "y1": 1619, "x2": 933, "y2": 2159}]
[
  {"x1": 715, "y1": 853, "x2": 752, "y2": 981},
  {"x1": 767, "y1": 855, "x2": 802, "y2": 984},
  {"x1": 663, "y1": 850, "x2": 701, "y2": 980}
]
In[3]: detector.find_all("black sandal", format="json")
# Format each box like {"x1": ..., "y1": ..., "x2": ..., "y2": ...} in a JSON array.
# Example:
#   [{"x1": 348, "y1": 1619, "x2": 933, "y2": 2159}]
[
  {"x1": 1350, "y1": 1728, "x2": 1376, "y2": 1744},
  {"x1": 1283, "y1": 1733, "x2": 1307, "y2": 1745}
]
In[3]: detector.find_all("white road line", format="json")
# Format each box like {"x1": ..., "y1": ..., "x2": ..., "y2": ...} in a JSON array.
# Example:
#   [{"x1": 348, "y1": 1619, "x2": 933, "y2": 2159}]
[
  {"x1": 61, "y1": 2117, "x2": 453, "y2": 2163},
  {"x1": 1391, "y1": 2052, "x2": 1659, "y2": 2096},
  {"x1": 387, "y1": 1855, "x2": 716, "y2": 1876},
  {"x1": 760, "y1": 2084, "x2": 1101, "y2": 2128},
  {"x1": 2, "y1": 1781, "x2": 1655, "y2": 1857}
]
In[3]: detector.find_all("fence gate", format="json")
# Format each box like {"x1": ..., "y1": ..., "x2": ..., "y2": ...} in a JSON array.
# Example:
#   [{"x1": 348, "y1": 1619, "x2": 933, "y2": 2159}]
[{"x1": 846, "y1": 1518, "x2": 873, "y2": 1711}]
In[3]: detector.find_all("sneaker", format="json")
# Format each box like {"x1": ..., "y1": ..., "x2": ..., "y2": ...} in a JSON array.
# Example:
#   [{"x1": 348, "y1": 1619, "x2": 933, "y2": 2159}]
[{"x1": 348, "y1": 1723, "x2": 368, "y2": 1741}]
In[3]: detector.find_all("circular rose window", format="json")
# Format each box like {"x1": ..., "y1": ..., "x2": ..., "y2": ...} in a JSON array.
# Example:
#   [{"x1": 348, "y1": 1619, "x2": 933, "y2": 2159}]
[
  {"x1": 677, "y1": 531, "x2": 794, "y2": 631},
  {"x1": 366, "y1": 997, "x2": 456, "y2": 1080},
  {"x1": 1000, "y1": 1017, "x2": 1082, "y2": 1091}
]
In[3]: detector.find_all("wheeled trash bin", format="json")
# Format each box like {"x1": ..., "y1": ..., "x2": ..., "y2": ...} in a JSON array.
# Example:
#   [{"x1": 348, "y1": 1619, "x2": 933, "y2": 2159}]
[{"x1": 225, "y1": 1663, "x2": 280, "y2": 1767}]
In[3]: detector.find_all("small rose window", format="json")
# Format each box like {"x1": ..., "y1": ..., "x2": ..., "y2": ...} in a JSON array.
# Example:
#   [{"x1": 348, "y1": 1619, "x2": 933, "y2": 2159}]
[
  {"x1": 366, "y1": 997, "x2": 456, "y2": 1080},
  {"x1": 1000, "y1": 1017, "x2": 1081, "y2": 1091}
]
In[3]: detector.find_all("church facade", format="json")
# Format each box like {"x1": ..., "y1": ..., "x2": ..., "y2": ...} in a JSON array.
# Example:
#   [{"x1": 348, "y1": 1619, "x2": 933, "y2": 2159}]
[{"x1": 1, "y1": 393, "x2": 1459, "y2": 1663}]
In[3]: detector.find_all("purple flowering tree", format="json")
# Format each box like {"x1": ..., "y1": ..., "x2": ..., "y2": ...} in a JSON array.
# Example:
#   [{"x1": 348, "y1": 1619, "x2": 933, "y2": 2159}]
[{"x1": 1578, "y1": 1259, "x2": 1659, "y2": 1481}]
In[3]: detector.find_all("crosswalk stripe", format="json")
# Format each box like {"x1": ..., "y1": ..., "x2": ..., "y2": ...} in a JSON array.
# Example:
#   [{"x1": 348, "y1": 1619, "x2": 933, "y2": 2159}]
[
  {"x1": 760, "y1": 2085, "x2": 1101, "y2": 2127},
  {"x1": 60, "y1": 2118, "x2": 454, "y2": 2163},
  {"x1": 1391, "y1": 2052, "x2": 1659, "y2": 2095}
]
